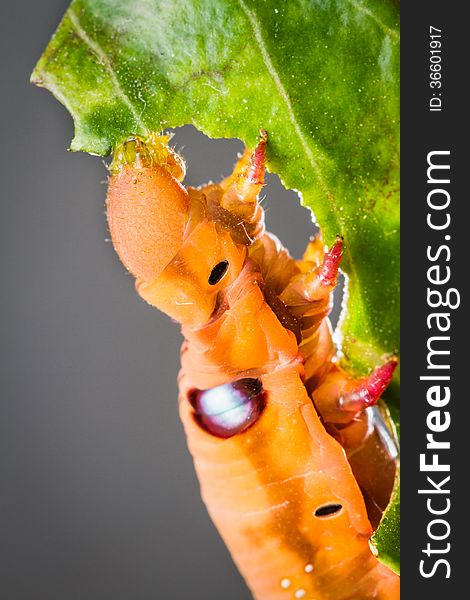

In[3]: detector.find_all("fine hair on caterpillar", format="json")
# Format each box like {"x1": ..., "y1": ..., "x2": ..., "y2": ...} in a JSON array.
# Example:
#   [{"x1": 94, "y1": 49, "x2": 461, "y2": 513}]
[{"x1": 106, "y1": 131, "x2": 400, "y2": 600}]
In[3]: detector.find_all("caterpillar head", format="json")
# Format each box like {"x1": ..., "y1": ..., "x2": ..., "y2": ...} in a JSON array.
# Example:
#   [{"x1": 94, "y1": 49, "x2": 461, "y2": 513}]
[{"x1": 106, "y1": 132, "x2": 267, "y2": 327}]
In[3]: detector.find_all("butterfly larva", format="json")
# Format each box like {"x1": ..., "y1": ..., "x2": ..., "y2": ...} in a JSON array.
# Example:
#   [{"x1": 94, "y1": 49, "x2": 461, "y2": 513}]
[{"x1": 106, "y1": 132, "x2": 399, "y2": 600}]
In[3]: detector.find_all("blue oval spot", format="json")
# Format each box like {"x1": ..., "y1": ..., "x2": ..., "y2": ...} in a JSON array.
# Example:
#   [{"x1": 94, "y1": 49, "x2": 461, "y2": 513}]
[{"x1": 188, "y1": 379, "x2": 266, "y2": 438}]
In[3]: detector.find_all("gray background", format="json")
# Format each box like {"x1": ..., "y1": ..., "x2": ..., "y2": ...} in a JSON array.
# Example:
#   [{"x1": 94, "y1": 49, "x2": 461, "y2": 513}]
[{"x1": 0, "y1": 3, "x2": 340, "y2": 599}]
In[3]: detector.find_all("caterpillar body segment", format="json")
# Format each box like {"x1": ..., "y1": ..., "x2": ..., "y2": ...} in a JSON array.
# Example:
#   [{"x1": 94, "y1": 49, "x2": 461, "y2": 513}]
[
  {"x1": 180, "y1": 365, "x2": 399, "y2": 600},
  {"x1": 106, "y1": 133, "x2": 400, "y2": 599}
]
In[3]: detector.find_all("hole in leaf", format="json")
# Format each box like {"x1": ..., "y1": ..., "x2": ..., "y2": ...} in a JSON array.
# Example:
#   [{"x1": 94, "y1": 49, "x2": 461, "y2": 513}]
[{"x1": 169, "y1": 125, "x2": 345, "y2": 327}]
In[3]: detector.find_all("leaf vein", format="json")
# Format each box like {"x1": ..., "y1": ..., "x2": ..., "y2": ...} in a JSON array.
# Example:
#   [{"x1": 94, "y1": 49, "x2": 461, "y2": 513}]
[
  {"x1": 237, "y1": 0, "x2": 331, "y2": 200},
  {"x1": 68, "y1": 7, "x2": 146, "y2": 133},
  {"x1": 347, "y1": 0, "x2": 399, "y2": 42}
]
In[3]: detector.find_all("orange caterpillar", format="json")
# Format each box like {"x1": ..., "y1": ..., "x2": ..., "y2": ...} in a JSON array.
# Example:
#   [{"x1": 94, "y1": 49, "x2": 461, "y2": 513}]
[{"x1": 106, "y1": 132, "x2": 400, "y2": 600}]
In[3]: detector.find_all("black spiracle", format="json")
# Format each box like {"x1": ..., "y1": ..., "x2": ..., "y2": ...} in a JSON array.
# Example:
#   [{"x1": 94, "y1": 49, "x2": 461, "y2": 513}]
[
  {"x1": 314, "y1": 503, "x2": 343, "y2": 517},
  {"x1": 208, "y1": 260, "x2": 229, "y2": 285},
  {"x1": 188, "y1": 378, "x2": 266, "y2": 439}
]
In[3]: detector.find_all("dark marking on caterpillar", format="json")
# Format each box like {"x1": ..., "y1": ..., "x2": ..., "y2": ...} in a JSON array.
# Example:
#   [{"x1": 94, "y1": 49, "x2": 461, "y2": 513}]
[
  {"x1": 188, "y1": 378, "x2": 266, "y2": 438},
  {"x1": 315, "y1": 503, "x2": 343, "y2": 517},
  {"x1": 208, "y1": 260, "x2": 229, "y2": 285}
]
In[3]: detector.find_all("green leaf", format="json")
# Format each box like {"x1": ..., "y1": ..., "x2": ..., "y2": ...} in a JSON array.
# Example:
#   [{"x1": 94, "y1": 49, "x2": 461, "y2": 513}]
[
  {"x1": 32, "y1": 0, "x2": 400, "y2": 570},
  {"x1": 372, "y1": 477, "x2": 400, "y2": 574}
]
